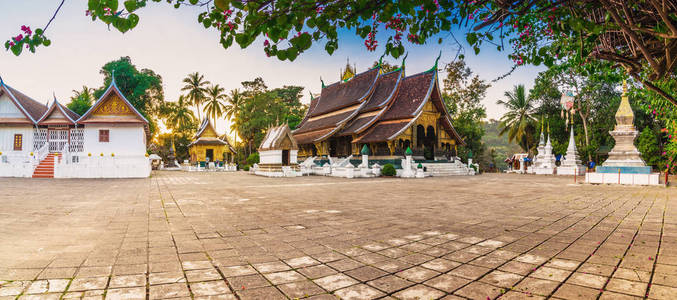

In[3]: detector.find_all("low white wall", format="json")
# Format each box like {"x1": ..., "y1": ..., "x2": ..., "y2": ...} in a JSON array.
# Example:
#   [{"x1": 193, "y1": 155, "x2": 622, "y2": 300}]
[
  {"x1": 0, "y1": 126, "x2": 35, "y2": 156},
  {"x1": 586, "y1": 172, "x2": 660, "y2": 186},
  {"x1": 55, "y1": 155, "x2": 151, "y2": 178},
  {"x1": 260, "y1": 150, "x2": 299, "y2": 165}
]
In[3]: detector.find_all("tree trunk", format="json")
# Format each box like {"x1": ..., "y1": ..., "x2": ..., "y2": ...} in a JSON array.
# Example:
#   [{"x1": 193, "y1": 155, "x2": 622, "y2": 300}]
[{"x1": 579, "y1": 111, "x2": 592, "y2": 162}]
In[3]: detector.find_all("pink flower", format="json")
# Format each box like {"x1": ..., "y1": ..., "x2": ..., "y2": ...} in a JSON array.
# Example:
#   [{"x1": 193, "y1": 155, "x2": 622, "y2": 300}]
[
  {"x1": 21, "y1": 25, "x2": 32, "y2": 35},
  {"x1": 8, "y1": 41, "x2": 14, "y2": 47},
  {"x1": 13, "y1": 34, "x2": 23, "y2": 42},
  {"x1": 85, "y1": 10, "x2": 91, "y2": 16},
  {"x1": 263, "y1": 40, "x2": 269, "y2": 46}
]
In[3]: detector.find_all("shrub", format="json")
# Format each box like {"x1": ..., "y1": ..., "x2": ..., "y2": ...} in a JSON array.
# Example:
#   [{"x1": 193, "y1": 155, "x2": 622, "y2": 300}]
[
  {"x1": 246, "y1": 152, "x2": 260, "y2": 165},
  {"x1": 243, "y1": 164, "x2": 250, "y2": 171},
  {"x1": 382, "y1": 163, "x2": 396, "y2": 176}
]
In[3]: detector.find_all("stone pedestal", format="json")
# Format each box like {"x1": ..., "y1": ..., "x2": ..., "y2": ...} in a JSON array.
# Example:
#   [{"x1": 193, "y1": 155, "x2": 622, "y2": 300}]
[{"x1": 401, "y1": 155, "x2": 415, "y2": 178}]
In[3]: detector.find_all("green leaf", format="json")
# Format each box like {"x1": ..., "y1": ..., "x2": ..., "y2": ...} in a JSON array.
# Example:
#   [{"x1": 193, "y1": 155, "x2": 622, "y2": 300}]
[
  {"x1": 466, "y1": 33, "x2": 478, "y2": 45},
  {"x1": 43, "y1": 39, "x2": 51, "y2": 46},
  {"x1": 124, "y1": 0, "x2": 137, "y2": 12},
  {"x1": 277, "y1": 49, "x2": 288, "y2": 60},
  {"x1": 128, "y1": 13, "x2": 139, "y2": 28}
]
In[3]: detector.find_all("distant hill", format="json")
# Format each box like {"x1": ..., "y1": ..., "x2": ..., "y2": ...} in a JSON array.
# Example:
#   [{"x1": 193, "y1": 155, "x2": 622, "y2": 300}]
[{"x1": 481, "y1": 119, "x2": 523, "y2": 170}]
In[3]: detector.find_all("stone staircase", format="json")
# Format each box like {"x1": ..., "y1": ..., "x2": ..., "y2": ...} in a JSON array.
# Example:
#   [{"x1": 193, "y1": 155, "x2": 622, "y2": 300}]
[
  {"x1": 421, "y1": 161, "x2": 475, "y2": 176},
  {"x1": 33, "y1": 153, "x2": 58, "y2": 178}
]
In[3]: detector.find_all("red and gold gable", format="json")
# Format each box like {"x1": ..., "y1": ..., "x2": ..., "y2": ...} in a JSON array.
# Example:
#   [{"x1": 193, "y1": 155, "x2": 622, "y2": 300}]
[{"x1": 92, "y1": 95, "x2": 134, "y2": 116}]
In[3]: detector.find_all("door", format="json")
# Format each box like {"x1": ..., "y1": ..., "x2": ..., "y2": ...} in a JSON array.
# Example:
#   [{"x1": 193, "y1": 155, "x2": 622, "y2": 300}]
[
  {"x1": 282, "y1": 150, "x2": 290, "y2": 166},
  {"x1": 205, "y1": 149, "x2": 214, "y2": 162},
  {"x1": 48, "y1": 129, "x2": 69, "y2": 152}
]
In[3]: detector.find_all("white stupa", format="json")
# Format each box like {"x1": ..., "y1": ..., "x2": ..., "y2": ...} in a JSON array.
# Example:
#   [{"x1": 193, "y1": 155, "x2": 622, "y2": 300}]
[
  {"x1": 533, "y1": 124, "x2": 556, "y2": 175},
  {"x1": 558, "y1": 125, "x2": 586, "y2": 175}
]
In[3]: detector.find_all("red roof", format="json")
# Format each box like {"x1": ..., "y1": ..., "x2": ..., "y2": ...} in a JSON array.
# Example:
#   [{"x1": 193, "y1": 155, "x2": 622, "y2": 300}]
[{"x1": 0, "y1": 82, "x2": 48, "y2": 124}]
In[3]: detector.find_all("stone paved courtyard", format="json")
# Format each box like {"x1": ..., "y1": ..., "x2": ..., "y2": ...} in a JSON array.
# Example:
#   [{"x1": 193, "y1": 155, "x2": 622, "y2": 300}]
[{"x1": 0, "y1": 172, "x2": 675, "y2": 300}]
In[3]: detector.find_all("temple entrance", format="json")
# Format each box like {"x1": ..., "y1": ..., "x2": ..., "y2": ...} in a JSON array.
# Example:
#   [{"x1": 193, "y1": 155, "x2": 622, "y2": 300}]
[
  {"x1": 48, "y1": 129, "x2": 69, "y2": 152},
  {"x1": 282, "y1": 149, "x2": 290, "y2": 165},
  {"x1": 329, "y1": 139, "x2": 337, "y2": 157},
  {"x1": 423, "y1": 126, "x2": 436, "y2": 160},
  {"x1": 205, "y1": 149, "x2": 214, "y2": 162}
]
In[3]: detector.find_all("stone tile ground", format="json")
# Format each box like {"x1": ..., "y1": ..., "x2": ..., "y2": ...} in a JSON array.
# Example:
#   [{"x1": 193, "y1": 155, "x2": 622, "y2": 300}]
[{"x1": 0, "y1": 172, "x2": 675, "y2": 299}]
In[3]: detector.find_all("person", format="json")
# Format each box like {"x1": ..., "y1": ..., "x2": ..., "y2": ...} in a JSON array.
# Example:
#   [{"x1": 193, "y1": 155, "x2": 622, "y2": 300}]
[{"x1": 587, "y1": 160, "x2": 596, "y2": 171}]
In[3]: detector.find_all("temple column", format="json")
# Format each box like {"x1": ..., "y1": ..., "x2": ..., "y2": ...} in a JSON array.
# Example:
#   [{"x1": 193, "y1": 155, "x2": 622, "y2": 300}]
[{"x1": 387, "y1": 141, "x2": 396, "y2": 156}]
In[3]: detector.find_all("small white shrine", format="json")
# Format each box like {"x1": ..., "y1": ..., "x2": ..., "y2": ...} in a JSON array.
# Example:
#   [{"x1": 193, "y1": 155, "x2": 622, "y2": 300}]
[
  {"x1": 558, "y1": 125, "x2": 586, "y2": 176},
  {"x1": 254, "y1": 124, "x2": 300, "y2": 177},
  {"x1": 0, "y1": 76, "x2": 150, "y2": 178},
  {"x1": 532, "y1": 126, "x2": 556, "y2": 175}
]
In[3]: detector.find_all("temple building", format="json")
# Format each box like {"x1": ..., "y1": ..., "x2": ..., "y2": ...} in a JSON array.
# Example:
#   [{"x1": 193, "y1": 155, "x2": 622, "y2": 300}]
[
  {"x1": 188, "y1": 118, "x2": 236, "y2": 164},
  {"x1": 0, "y1": 76, "x2": 151, "y2": 178},
  {"x1": 293, "y1": 56, "x2": 465, "y2": 160}
]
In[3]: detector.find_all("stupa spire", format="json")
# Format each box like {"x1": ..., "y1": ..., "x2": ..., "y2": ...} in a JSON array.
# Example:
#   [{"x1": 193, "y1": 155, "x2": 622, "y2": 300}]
[{"x1": 615, "y1": 79, "x2": 634, "y2": 127}]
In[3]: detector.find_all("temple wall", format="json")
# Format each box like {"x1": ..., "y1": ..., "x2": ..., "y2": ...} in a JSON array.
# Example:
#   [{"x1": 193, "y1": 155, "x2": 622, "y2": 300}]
[
  {"x1": 188, "y1": 144, "x2": 230, "y2": 163},
  {"x1": 0, "y1": 126, "x2": 34, "y2": 155},
  {"x1": 83, "y1": 124, "x2": 146, "y2": 156}
]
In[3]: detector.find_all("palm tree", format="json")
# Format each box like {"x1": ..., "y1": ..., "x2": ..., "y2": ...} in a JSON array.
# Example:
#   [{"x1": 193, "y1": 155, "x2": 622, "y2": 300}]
[
  {"x1": 204, "y1": 84, "x2": 226, "y2": 122},
  {"x1": 497, "y1": 84, "x2": 537, "y2": 153},
  {"x1": 181, "y1": 72, "x2": 210, "y2": 120},
  {"x1": 164, "y1": 95, "x2": 195, "y2": 131},
  {"x1": 224, "y1": 89, "x2": 243, "y2": 121}
]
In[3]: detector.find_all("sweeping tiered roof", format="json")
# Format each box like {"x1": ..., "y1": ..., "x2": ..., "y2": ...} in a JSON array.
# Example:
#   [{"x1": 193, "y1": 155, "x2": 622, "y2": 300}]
[
  {"x1": 37, "y1": 98, "x2": 80, "y2": 125},
  {"x1": 259, "y1": 124, "x2": 298, "y2": 151},
  {"x1": 190, "y1": 119, "x2": 236, "y2": 153},
  {"x1": 77, "y1": 75, "x2": 148, "y2": 125},
  {"x1": 293, "y1": 67, "x2": 380, "y2": 144},
  {"x1": 293, "y1": 57, "x2": 465, "y2": 146},
  {"x1": 0, "y1": 79, "x2": 48, "y2": 124}
]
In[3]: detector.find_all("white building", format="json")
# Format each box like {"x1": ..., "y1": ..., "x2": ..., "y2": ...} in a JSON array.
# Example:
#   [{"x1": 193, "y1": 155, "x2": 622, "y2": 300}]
[
  {"x1": 0, "y1": 77, "x2": 150, "y2": 178},
  {"x1": 254, "y1": 124, "x2": 300, "y2": 177}
]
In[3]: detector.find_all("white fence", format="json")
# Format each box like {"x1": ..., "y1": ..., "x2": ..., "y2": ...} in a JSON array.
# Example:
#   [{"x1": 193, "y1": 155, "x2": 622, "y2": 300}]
[{"x1": 55, "y1": 154, "x2": 151, "y2": 178}]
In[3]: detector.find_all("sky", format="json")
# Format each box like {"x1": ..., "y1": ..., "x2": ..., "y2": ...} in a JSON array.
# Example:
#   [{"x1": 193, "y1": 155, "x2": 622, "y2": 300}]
[{"x1": 0, "y1": 1, "x2": 544, "y2": 134}]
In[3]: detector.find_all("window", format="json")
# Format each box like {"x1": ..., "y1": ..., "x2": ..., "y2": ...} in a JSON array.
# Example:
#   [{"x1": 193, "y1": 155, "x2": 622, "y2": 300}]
[
  {"x1": 13, "y1": 134, "x2": 22, "y2": 151},
  {"x1": 99, "y1": 130, "x2": 110, "y2": 142}
]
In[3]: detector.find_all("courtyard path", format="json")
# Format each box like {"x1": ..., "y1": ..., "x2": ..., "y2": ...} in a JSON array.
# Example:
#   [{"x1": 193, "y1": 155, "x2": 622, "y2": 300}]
[{"x1": 0, "y1": 172, "x2": 675, "y2": 299}]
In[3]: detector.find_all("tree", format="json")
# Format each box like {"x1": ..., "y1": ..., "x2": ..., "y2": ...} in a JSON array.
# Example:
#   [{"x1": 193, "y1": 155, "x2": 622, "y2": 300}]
[
  {"x1": 204, "y1": 84, "x2": 227, "y2": 122},
  {"x1": 441, "y1": 59, "x2": 489, "y2": 161},
  {"x1": 161, "y1": 95, "x2": 195, "y2": 133},
  {"x1": 224, "y1": 89, "x2": 243, "y2": 122},
  {"x1": 67, "y1": 85, "x2": 95, "y2": 115},
  {"x1": 181, "y1": 72, "x2": 210, "y2": 120},
  {"x1": 497, "y1": 85, "x2": 537, "y2": 153},
  {"x1": 96, "y1": 56, "x2": 164, "y2": 137},
  {"x1": 9, "y1": 1, "x2": 677, "y2": 108},
  {"x1": 637, "y1": 126, "x2": 662, "y2": 169}
]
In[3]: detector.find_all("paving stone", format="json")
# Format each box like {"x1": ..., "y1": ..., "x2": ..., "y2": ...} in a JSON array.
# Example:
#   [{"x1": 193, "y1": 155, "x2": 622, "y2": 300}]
[
  {"x1": 393, "y1": 284, "x2": 445, "y2": 300},
  {"x1": 420, "y1": 258, "x2": 460, "y2": 272},
  {"x1": 185, "y1": 269, "x2": 222, "y2": 282},
  {"x1": 263, "y1": 270, "x2": 305, "y2": 285},
  {"x1": 479, "y1": 270, "x2": 523, "y2": 288},
  {"x1": 190, "y1": 281, "x2": 231, "y2": 297},
  {"x1": 367, "y1": 275, "x2": 414, "y2": 293},
  {"x1": 453, "y1": 281, "x2": 502, "y2": 299},
  {"x1": 334, "y1": 284, "x2": 385, "y2": 300},
  {"x1": 106, "y1": 287, "x2": 146, "y2": 300},
  {"x1": 274, "y1": 280, "x2": 323, "y2": 298},
  {"x1": 19, "y1": 294, "x2": 61, "y2": 300},
  {"x1": 149, "y1": 272, "x2": 185, "y2": 285},
  {"x1": 423, "y1": 273, "x2": 470, "y2": 293},
  {"x1": 396, "y1": 266, "x2": 440, "y2": 283},
  {"x1": 313, "y1": 274, "x2": 358, "y2": 291},
  {"x1": 109, "y1": 275, "x2": 146, "y2": 288},
  {"x1": 514, "y1": 277, "x2": 560, "y2": 297},
  {"x1": 344, "y1": 266, "x2": 387, "y2": 282},
  {"x1": 227, "y1": 274, "x2": 270, "y2": 290},
  {"x1": 68, "y1": 277, "x2": 108, "y2": 291},
  {"x1": 552, "y1": 283, "x2": 601, "y2": 299},
  {"x1": 567, "y1": 272, "x2": 608, "y2": 289},
  {"x1": 149, "y1": 283, "x2": 190, "y2": 299},
  {"x1": 284, "y1": 256, "x2": 319, "y2": 268},
  {"x1": 251, "y1": 261, "x2": 290, "y2": 273},
  {"x1": 235, "y1": 286, "x2": 286, "y2": 299},
  {"x1": 606, "y1": 278, "x2": 647, "y2": 297},
  {"x1": 297, "y1": 264, "x2": 337, "y2": 279},
  {"x1": 218, "y1": 265, "x2": 257, "y2": 277}
]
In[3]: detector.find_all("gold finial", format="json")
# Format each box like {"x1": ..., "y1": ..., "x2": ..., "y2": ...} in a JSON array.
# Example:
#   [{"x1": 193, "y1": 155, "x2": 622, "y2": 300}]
[{"x1": 615, "y1": 80, "x2": 635, "y2": 126}]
